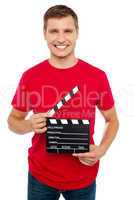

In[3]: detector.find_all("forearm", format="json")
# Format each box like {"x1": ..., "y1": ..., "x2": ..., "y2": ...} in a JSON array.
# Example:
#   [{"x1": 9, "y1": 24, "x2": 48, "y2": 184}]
[
  {"x1": 8, "y1": 116, "x2": 32, "y2": 135},
  {"x1": 99, "y1": 119, "x2": 119, "y2": 154}
]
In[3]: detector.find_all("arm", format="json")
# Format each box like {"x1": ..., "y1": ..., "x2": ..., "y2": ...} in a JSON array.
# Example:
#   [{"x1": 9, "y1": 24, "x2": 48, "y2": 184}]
[
  {"x1": 73, "y1": 106, "x2": 119, "y2": 166},
  {"x1": 98, "y1": 106, "x2": 119, "y2": 153},
  {"x1": 7, "y1": 108, "x2": 48, "y2": 135}
]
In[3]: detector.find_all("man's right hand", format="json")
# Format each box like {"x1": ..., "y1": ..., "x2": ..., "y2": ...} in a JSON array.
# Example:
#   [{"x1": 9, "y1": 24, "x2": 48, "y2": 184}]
[
  {"x1": 8, "y1": 108, "x2": 50, "y2": 135},
  {"x1": 30, "y1": 113, "x2": 49, "y2": 133}
]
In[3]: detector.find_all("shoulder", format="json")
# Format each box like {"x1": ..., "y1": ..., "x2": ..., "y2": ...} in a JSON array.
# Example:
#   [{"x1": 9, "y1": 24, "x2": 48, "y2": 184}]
[
  {"x1": 79, "y1": 59, "x2": 106, "y2": 75},
  {"x1": 23, "y1": 60, "x2": 47, "y2": 76},
  {"x1": 20, "y1": 60, "x2": 48, "y2": 82},
  {"x1": 79, "y1": 59, "x2": 107, "y2": 80}
]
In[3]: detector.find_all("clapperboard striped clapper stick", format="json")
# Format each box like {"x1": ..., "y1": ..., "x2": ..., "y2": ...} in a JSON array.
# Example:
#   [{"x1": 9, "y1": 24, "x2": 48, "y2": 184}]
[{"x1": 46, "y1": 86, "x2": 90, "y2": 153}]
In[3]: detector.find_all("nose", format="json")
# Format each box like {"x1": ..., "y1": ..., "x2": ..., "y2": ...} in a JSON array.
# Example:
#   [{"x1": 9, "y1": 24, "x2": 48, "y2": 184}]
[{"x1": 57, "y1": 32, "x2": 66, "y2": 43}]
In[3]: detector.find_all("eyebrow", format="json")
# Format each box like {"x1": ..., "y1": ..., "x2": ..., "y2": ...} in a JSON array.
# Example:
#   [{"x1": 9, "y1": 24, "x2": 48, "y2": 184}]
[{"x1": 48, "y1": 28, "x2": 74, "y2": 32}]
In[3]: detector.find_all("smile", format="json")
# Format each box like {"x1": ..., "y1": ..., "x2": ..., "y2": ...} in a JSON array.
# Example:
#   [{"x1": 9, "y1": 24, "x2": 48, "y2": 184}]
[{"x1": 54, "y1": 45, "x2": 68, "y2": 50}]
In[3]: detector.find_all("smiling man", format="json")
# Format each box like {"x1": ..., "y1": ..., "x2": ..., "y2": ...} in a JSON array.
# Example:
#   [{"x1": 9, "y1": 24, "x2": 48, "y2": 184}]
[{"x1": 7, "y1": 5, "x2": 119, "y2": 200}]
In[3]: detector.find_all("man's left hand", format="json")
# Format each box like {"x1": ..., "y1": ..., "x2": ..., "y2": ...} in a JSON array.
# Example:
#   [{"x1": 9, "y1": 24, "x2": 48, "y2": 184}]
[{"x1": 72, "y1": 145, "x2": 106, "y2": 166}]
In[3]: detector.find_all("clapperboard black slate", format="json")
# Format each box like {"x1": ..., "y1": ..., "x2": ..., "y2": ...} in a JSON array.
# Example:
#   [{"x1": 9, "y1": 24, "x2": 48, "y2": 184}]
[
  {"x1": 46, "y1": 118, "x2": 90, "y2": 153},
  {"x1": 46, "y1": 86, "x2": 90, "y2": 153}
]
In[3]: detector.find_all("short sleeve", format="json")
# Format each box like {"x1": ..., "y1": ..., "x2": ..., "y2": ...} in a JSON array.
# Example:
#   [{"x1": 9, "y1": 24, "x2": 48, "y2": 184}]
[
  {"x1": 11, "y1": 72, "x2": 31, "y2": 112},
  {"x1": 97, "y1": 72, "x2": 115, "y2": 110}
]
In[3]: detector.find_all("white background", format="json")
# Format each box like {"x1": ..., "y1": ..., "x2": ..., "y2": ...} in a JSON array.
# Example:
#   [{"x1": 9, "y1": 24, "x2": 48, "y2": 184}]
[{"x1": 0, "y1": 0, "x2": 133, "y2": 199}]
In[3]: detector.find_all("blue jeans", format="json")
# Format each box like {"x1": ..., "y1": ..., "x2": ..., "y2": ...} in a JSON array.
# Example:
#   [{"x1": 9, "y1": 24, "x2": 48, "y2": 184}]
[{"x1": 28, "y1": 173, "x2": 96, "y2": 200}]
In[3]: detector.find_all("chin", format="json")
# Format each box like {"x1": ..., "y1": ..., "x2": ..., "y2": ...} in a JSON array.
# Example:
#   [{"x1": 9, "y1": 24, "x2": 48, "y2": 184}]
[
  {"x1": 55, "y1": 54, "x2": 69, "y2": 59},
  {"x1": 51, "y1": 51, "x2": 73, "y2": 59}
]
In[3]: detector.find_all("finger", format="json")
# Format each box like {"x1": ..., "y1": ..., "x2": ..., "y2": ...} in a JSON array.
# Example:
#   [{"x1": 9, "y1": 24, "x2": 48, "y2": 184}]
[
  {"x1": 79, "y1": 159, "x2": 89, "y2": 166},
  {"x1": 79, "y1": 159, "x2": 94, "y2": 166},
  {"x1": 72, "y1": 152, "x2": 88, "y2": 157},
  {"x1": 72, "y1": 145, "x2": 98, "y2": 157},
  {"x1": 34, "y1": 127, "x2": 47, "y2": 134},
  {"x1": 79, "y1": 158, "x2": 97, "y2": 166},
  {"x1": 34, "y1": 117, "x2": 47, "y2": 123},
  {"x1": 79, "y1": 157, "x2": 96, "y2": 163},
  {"x1": 34, "y1": 122, "x2": 46, "y2": 129},
  {"x1": 84, "y1": 157, "x2": 96, "y2": 162},
  {"x1": 33, "y1": 113, "x2": 49, "y2": 119},
  {"x1": 72, "y1": 152, "x2": 96, "y2": 158}
]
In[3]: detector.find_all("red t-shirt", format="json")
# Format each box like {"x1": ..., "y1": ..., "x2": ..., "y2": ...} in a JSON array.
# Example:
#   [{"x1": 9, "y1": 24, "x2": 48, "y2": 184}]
[{"x1": 11, "y1": 59, "x2": 114, "y2": 190}]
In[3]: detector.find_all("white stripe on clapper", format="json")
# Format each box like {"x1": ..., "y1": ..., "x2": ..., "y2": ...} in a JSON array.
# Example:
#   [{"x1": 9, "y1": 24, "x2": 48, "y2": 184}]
[{"x1": 47, "y1": 86, "x2": 79, "y2": 117}]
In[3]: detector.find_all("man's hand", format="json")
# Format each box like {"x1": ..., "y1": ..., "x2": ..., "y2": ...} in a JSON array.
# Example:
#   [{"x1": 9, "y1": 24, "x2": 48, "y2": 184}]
[
  {"x1": 72, "y1": 144, "x2": 106, "y2": 166},
  {"x1": 30, "y1": 113, "x2": 49, "y2": 133},
  {"x1": 7, "y1": 108, "x2": 50, "y2": 134},
  {"x1": 72, "y1": 107, "x2": 119, "y2": 166}
]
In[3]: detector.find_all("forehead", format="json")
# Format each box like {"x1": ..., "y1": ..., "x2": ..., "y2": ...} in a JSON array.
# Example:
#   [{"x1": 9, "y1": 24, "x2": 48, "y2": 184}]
[{"x1": 46, "y1": 16, "x2": 76, "y2": 29}]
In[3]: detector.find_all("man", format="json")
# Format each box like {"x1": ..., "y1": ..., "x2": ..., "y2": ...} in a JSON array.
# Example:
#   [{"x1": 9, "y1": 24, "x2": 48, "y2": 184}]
[{"x1": 7, "y1": 5, "x2": 119, "y2": 200}]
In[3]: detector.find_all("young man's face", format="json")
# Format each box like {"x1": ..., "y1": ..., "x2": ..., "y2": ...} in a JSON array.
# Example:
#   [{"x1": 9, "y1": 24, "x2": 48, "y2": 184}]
[{"x1": 44, "y1": 15, "x2": 78, "y2": 59}]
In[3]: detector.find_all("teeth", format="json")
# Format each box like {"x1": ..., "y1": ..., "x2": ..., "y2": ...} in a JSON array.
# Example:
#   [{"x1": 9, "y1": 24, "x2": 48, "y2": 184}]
[{"x1": 55, "y1": 45, "x2": 67, "y2": 49}]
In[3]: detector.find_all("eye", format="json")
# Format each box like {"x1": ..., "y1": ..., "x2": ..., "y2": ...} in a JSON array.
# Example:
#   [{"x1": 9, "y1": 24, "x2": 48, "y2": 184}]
[
  {"x1": 49, "y1": 29, "x2": 58, "y2": 33},
  {"x1": 64, "y1": 29, "x2": 73, "y2": 33}
]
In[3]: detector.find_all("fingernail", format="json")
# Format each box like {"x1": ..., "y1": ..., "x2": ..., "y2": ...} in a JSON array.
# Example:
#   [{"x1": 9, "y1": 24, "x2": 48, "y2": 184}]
[{"x1": 72, "y1": 154, "x2": 77, "y2": 156}]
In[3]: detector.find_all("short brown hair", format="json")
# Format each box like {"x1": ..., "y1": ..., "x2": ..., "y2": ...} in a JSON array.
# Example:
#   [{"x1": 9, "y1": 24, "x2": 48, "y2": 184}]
[{"x1": 43, "y1": 5, "x2": 79, "y2": 30}]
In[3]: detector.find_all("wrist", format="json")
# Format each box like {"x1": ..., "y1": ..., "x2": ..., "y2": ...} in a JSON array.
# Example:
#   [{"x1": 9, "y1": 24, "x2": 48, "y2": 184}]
[
  {"x1": 98, "y1": 144, "x2": 108, "y2": 156},
  {"x1": 26, "y1": 119, "x2": 33, "y2": 132}
]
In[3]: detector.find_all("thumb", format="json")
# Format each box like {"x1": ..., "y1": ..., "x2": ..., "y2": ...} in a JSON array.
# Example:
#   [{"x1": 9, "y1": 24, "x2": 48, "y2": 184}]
[{"x1": 72, "y1": 151, "x2": 96, "y2": 158}]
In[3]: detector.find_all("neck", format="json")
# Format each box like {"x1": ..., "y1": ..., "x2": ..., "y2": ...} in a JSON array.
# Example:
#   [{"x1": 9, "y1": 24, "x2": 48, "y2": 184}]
[{"x1": 49, "y1": 53, "x2": 78, "y2": 69}]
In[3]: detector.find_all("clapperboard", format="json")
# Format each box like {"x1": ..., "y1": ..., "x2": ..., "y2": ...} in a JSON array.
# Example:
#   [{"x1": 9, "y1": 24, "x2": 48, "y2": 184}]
[{"x1": 46, "y1": 86, "x2": 90, "y2": 153}]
